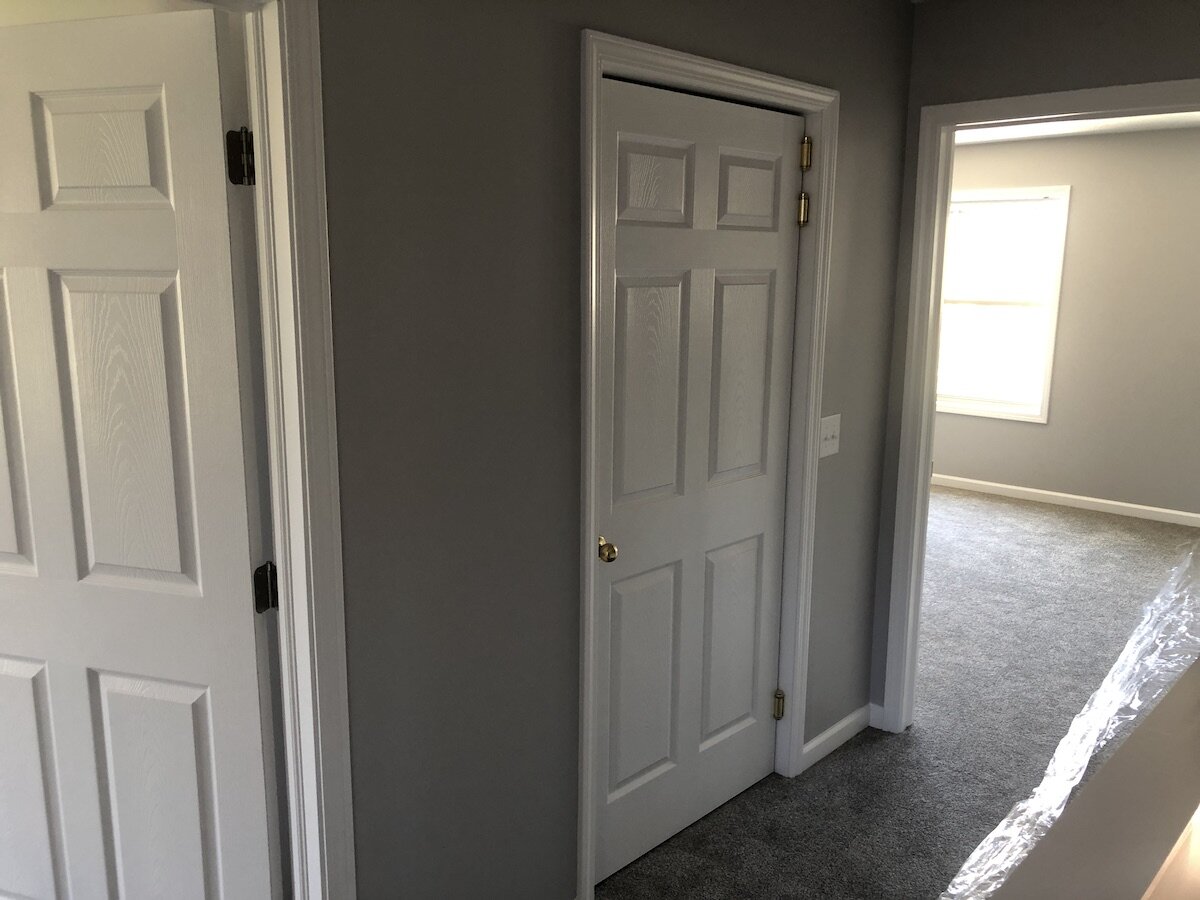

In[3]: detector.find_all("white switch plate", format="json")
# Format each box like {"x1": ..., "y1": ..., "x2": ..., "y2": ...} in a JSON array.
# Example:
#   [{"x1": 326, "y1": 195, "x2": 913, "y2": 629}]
[{"x1": 819, "y1": 414, "x2": 841, "y2": 458}]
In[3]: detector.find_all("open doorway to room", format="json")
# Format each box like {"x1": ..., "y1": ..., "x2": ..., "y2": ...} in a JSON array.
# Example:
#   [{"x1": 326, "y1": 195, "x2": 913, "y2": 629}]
[
  {"x1": 918, "y1": 108, "x2": 1200, "y2": 876},
  {"x1": 879, "y1": 82, "x2": 1200, "y2": 899}
]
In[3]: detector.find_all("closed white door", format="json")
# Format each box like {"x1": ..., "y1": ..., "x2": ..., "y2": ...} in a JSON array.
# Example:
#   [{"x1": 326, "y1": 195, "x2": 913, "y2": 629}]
[
  {"x1": 595, "y1": 78, "x2": 803, "y2": 878},
  {"x1": 0, "y1": 11, "x2": 274, "y2": 898}
]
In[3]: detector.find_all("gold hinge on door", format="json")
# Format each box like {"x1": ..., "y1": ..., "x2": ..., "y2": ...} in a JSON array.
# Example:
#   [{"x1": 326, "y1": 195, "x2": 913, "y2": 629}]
[
  {"x1": 800, "y1": 135, "x2": 813, "y2": 171},
  {"x1": 773, "y1": 689, "x2": 786, "y2": 721},
  {"x1": 797, "y1": 192, "x2": 810, "y2": 228}
]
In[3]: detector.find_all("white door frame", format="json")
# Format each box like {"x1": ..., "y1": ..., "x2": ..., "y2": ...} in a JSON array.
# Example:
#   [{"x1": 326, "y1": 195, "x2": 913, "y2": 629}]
[
  {"x1": 877, "y1": 78, "x2": 1200, "y2": 735},
  {"x1": 243, "y1": 3, "x2": 356, "y2": 898},
  {"x1": 579, "y1": 30, "x2": 839, "y2": 897}
]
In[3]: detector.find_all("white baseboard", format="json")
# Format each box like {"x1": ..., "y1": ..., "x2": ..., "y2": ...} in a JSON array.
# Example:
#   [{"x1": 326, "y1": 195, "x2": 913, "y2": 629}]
[
  {"x1": 931, "y1": 474, "x2": 1200, "y2": 529},
  {"x1": 797, "y1": 704, "x2": 870, "y2": 773}
]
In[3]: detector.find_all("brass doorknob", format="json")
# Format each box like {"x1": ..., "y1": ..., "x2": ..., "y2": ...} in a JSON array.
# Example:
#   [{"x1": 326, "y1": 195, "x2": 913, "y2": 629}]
[{"x1": 598, "y1": 536, "x2": 618, "y2": 563}]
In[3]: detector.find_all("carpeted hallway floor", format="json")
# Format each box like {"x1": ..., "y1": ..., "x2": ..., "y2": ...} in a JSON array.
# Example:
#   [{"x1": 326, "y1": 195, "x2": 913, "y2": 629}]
[{"x1": 595, "y1": 486, "x2": 1198, "y2": 899}]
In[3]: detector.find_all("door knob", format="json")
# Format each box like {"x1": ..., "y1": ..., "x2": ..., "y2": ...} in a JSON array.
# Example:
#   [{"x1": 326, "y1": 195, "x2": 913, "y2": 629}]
[{"x1": 598, "y1": 536, "x2": 618, "y2": 563}]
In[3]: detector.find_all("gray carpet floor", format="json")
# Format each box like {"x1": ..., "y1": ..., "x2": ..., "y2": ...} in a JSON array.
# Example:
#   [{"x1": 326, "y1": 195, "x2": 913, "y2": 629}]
[{"x1": 595, "y1": 486, "x2": 1198, "y2": 899}]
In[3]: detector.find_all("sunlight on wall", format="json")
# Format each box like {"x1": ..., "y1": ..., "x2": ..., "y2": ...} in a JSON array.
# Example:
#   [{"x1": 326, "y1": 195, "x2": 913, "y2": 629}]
[{"x1": 1143, "y1": 802, "x2": 1200, "y2": 899}]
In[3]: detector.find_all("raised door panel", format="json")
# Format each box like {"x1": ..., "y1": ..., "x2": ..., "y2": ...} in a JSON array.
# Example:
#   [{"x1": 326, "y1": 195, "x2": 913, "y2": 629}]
[
  {"x1": 0, "y1": 656, "x2": 65, "y2": 900},
  {"x1": 0, "y1": 392, "x2": 16, "y2": 556},
  {"x1": 701, "y1": 537, "x2": 763, "y2": 749},
  {"x1": 716, "y1": 151, "x2": 780, "y2": 231},
  {"x1": 608, "y1": 563, "x2": 681, "y2": 799},
  {"x1": 91, "y1": 671, "x2": 216, "y2": 900},
  {"x1": 612, "y1": 274, "x2": 689, "y2": 505},
  {"x1": 0, "y1": 273, "x2": 33, "y2": 570},
  {"x1": 52, "y1": 272, "x2": 197, "y2": 589},
  {"x1": 709, "y1": 274, "x2": 774, "y2": 483},
  {"x1": 617, "y1": 138, "x2": 693, "y2": 226},
  {"x1": 32, "y1": 87, "x2": 172, "y2": 210}
]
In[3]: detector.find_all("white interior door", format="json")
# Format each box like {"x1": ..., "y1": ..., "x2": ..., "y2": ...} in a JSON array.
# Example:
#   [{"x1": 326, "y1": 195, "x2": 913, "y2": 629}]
[
  {"x1": 0, "y1": 11, "x2": 274, "y2": 898},
  {"x1": 595, "y1": 78, "x2": 803, "y2": 878}
]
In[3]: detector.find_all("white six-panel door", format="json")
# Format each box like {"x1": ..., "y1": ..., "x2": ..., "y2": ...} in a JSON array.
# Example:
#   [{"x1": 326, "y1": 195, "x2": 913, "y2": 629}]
[
  {"x1": 0, "y1": 12, "x2": 273, "y2": 898},
  {"x1": 595, "y1": 78, "x2": 803, "y2": 878}
]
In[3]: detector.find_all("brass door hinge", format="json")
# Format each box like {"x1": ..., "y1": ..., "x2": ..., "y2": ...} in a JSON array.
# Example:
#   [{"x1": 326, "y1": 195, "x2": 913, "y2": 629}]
[
  {"x1": 800, "y1": 135, "x2": 813, "y2": 171},
  {"x1": 773, "y1": 689, "x2": 786, "y2": 721},
  {"x1": 797, "y1": 192, "x2": 810, "y2": 228}
]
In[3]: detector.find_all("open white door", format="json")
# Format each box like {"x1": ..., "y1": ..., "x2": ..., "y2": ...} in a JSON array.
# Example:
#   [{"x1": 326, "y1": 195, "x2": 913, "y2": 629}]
[
  {"x1": 0, "y1": 11, "x2": 274, "y2": 898},
  {"x1": 594, "y1": 78, "x2": 803, "y2": 878}
]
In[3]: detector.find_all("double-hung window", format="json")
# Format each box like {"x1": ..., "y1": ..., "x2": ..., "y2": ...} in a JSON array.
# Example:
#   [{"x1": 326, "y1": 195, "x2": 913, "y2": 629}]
[{"x1": 936, "y1": 186, "x2": 1071, "y2": 422}]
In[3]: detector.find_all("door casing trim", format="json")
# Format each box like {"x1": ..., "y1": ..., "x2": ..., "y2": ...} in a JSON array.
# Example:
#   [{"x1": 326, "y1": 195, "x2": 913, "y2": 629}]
[
  {"x1": 246, "y1": 4, "x2": 356, "y2": 898},
  {"x1": 579, "y1": 30, "x2": 839, "y2": 897},
  {"x1": 876, "y1": 78, "x2": 1200, "y2": 737}
]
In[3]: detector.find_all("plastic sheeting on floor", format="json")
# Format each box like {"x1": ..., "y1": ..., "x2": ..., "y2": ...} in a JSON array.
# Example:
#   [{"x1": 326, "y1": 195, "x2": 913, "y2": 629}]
[{"x1": 941, "y1": 541, "x2": 1200, "y2": 900}]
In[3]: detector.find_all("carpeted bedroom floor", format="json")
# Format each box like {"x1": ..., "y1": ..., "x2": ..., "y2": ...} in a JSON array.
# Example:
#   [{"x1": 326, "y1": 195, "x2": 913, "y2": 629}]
[{"x1": 595, "y1": 486, "x2": 1198, "y2": 900}]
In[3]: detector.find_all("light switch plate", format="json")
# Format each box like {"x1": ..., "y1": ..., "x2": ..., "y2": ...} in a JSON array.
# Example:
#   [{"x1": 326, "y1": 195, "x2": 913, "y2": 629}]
[{"x1": 819, "y1": 414, "x2": 841, "y2": 458}]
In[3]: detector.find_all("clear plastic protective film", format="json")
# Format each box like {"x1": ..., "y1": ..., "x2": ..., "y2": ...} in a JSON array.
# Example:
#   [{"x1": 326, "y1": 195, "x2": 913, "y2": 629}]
[{"x1": 942, "y1": 542, "x2": 1200, "y2": 900}]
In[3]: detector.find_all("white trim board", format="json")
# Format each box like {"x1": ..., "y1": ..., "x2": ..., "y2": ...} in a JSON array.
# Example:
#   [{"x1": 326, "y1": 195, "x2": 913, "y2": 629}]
[
  {"x1": 798, "y1": 705, "x2": 871, "y2": 773},
  {"x1": 877, "y1": 78, "x2": 1200, "y2": 737},
  {"x1": 246, "y1": 3, "x2": 356, "y2": 897},
  {"x1": 579, "y1": 30, "x2": 839, "y2": 900},
  {"x1": 956, "y1": 109, "x2": 1200, "y2": 145},
  {"x1": 869, "y1": 703, "x2": 888, "y2": 730},
  {"x1": 931, "y1": 475, "x2": 1200, "y2": 529}
]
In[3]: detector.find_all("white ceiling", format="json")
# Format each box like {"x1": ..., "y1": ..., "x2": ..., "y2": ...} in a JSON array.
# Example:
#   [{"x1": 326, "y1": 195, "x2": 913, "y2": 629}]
[{"x1": 955, "y1": 111, "x2": 1200, "y2": 145}]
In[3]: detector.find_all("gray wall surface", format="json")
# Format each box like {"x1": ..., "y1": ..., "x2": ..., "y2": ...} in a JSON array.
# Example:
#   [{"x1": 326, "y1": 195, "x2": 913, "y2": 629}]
[
  {"x1": 316, "y1": 1, "x2": 912, "y2": 896},
  {"x1": 934, "y1": 130, "x2": 1200, "y2": 515},
  {"x1": 873, "y1": 0, "x2": 1200, "y2": 702}
]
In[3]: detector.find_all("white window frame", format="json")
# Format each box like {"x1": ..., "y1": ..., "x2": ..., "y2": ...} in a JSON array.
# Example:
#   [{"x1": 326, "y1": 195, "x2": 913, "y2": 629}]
[{"x1": 935, "y1": 184, "x2": 1071, "y2": 424}]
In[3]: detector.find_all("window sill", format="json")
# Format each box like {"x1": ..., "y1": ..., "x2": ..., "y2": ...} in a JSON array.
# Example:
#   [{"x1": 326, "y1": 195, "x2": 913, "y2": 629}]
[{"x1": 936, "y1": 400, "x2": 1048, "y2": 424}]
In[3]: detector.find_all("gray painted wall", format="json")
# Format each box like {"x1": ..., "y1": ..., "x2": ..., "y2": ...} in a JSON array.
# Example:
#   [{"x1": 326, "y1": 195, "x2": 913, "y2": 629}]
[
  {"x1": 934, "y1": 130, "x2": 1200, "y2": 515},
  {"x1": 873, "y1": 0, "x2": 1200, "y2": 703},
  {"x1": 316, "y1": 1, "x2": 912, "y2": 896}
]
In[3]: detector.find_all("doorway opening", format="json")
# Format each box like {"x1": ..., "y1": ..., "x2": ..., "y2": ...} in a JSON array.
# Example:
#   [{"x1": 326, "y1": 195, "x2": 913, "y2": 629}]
[{"x1": 879, "y1": 79, "x2": 1200, "y2": 897}]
